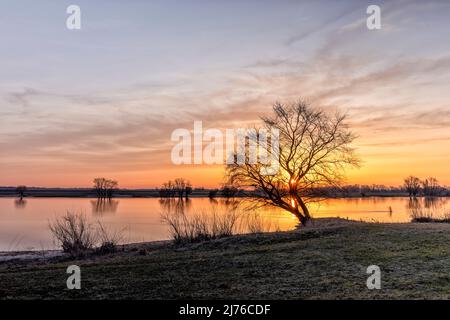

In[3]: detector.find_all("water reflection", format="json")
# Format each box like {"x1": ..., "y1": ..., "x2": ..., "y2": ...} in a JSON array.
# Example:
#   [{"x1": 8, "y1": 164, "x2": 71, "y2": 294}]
[
  {"x1": 209, "y1": 198, "x2": 241, "y2": 211},
  {"x1": 407, "y1": 197, "x2": 449, "y2": 220},
  {"x1": 91, "y1": 199, "x2": 119, "y2": 215},
  {"x1": 159, "y1": 198, "x2": 192, "y2": 214},
  {"x1": 159, "y1": 197, "x2": 282, "y2": 236},
  {"x1": 5, "y1": 196, "x2": 450, "y2": 251},
  {"x1": 14, "y1": 198, "x2": 27, "y2": 209},
  {"x1": 159, "y1": 198, "x2": 244, "y2": 216}
]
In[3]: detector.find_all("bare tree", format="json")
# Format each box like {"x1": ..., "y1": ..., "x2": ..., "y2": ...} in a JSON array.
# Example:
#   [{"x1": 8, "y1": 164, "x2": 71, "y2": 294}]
[
  {"x1": 93, "y1": 178, "x2": 106, "y2": 198},
  {"x1": 185, "y1": 184, "x2": 193, "y2": 199},
  {"x1": 16, "y1": 185, "x2": 27, "y2": 199},
  {"x1": 159, "y1": 180, "x2": 175, "y2": 198},
  {"x1": 226, "y1": 100, "x2": 359, "y2": 225},
  {"x1": 404, "y1": 176, "x2": 421, "y2": 197},
  {"x1": 105, "y1": 180, "x2": 118, "y2": 199},
  {"x1": 160, "y1": 179, "x2": 193, "y2": 198},
  {"x1": 422, "y1": 177, "x2": 440, "y2": 197},
  {"x1": 173, "y1": 178, "x2": 188, "y2": 198},
  {"x1": 93, "y1": 178, "x2": 118, "y2": 199}
]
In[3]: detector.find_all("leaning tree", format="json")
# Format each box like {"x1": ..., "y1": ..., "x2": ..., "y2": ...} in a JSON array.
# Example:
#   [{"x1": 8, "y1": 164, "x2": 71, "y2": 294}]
[{"x1": 226, "y1": 100, "x2": 359, "y2": 225}]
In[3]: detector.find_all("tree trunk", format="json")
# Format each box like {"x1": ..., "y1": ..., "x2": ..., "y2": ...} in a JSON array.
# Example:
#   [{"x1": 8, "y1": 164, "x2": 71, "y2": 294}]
[
  {"x1": 290, "y1": 206, "x2": 309, "y2": 226},
  {"x1": 290, "y1": 195, "x2": 311, "y2": 225},
  {"x1": 297, "y1": 198, "x2": 311, "y2": 220}
]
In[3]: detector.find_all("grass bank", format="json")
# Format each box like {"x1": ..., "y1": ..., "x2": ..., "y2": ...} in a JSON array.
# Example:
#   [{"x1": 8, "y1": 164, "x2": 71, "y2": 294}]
[{"x1": 2, "y1": 218, "x2": 450, "y2": 299}]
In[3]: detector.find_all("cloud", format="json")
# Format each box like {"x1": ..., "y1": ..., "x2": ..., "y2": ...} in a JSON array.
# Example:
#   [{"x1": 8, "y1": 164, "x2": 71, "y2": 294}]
[{"x1": 285, "y1": 3, "x2": 363, "y2": 46}]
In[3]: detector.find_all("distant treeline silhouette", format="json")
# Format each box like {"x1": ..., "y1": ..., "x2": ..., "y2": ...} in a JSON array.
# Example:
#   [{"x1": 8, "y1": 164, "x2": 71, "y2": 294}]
[
  {"x1": 4, "y1": 178, "x2": 449, "y2": 199},
  {"x1": 403, "y1": 176, "x2": 447, "y2": 197}
]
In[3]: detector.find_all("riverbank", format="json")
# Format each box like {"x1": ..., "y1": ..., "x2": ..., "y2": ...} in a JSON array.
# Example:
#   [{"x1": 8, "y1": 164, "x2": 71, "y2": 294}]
[
  {"x1": 0, "y1": 187, "x2": 419, "y2": 198},
  {"x1": 2, "y1": 218, "x2": 450, "y2": 299}
]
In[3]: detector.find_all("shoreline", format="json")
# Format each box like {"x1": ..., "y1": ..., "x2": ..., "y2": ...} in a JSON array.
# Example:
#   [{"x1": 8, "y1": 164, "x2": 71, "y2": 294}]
[
  {"x1": 1, "y1": 194, "x2": 444, "y2": 199},
  {"x1": 0, "y1": 218, "x2": 354, "y2": 261},
  {"x1": 3, "y1": 218, "x2": 450, "y2": 299},
  {"x1": 0, "y1": 218, "x2": 417, "y2": 261},
  {"x1": 0, "y1": 239, "x2": 174, "y2": 263},
  {"x1": 0, "y1": 187, "x2": 430, "y2": 198}
]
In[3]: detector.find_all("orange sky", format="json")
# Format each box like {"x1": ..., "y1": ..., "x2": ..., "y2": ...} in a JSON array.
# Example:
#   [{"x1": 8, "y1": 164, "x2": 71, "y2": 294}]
[{"x1": 1, "y1": 1, "x2": 450, "y2": 188}]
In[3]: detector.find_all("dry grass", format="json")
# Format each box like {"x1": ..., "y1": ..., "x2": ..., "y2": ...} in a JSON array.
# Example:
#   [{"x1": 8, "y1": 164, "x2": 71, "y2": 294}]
[
  {"x1": 161, "y1": 208, "x2": 240, "y2": 243},
  {"x1": 95, "y1": 222, "x2": 124, "y2": 254},
  {"x1": 410, "y1": 209, "x2": 450, "y2": 223},
  {"x1": 245, "y1": 211, "x2": 281, "y2": 233},
  {"x1": 161, "y1": 208, "x2": 284, "y2": 243}
]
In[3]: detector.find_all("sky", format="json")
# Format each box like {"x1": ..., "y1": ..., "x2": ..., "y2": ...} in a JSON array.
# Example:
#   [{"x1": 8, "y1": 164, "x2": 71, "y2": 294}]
[{"x1": 1, "y1": 0, "x2": 450, "y2": 188}]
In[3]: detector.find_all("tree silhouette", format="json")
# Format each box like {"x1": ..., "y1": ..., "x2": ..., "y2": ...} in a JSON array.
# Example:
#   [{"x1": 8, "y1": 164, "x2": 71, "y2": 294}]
[
  {"x1": 93, "y1": 178, "x2": 118, "y2": 199},
  {"x1": 226, "y1": 100, "x2": 359, "y2": 225},
  {"x1": 16, "y1": 185, "x2": 27, "y2": 200},
  {"x1": 404, "y1": 176, "x2": 421, "y2": 197}
]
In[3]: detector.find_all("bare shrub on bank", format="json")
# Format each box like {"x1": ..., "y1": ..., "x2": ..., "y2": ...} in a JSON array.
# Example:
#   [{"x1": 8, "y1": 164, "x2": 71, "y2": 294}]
[
  {"x1": 95, "y1": 222, "x2": 124, "y2": 254},
  {"x1": 49, "y1": 212, "x2": 97, "y2": 256},
  {"x1": 49, "y1": 212, "x2": 123, "y2": 256}
]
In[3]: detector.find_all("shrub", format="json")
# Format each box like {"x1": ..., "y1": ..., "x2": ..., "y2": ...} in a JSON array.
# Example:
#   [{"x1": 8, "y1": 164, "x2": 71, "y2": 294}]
[
  {"x1": 49, "y1": 212, "x2": 124, "y2": 256},
  {"x1": 95, "y1": 222, "x2": 123, "y2": 254},
  {"x1": 49, "y1": 212, "x2": 96, "y2": 256}
]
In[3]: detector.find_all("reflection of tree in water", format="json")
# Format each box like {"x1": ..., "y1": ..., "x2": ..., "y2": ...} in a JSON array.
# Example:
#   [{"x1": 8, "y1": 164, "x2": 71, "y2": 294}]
[
  {"x1": 424, "y1": 197, "x2": 446, "y2": 209},
  {"x1": 91, "y1": 199, "x2": 119, "y2": 215},
  {"x1": 208, "y1": 198, "x2": 218, "y2": 205},
  {"x1": 407, "y1": 197, "x2": 449, "y2": 220},
  {"x1": 209, "y1": 198, "x2": 241, "y2": 211},
  {"x1": 160, "y1": 198, "x2": 281, "y2": 237},
  {"x1": 14, "y1": 198, "x2": 27, "y2": 209},
  {"x1": 160, "y1": 198, "x2": 241, "y2": 216},
  {"x1": 368, "y1": 197, "x2": 389, "y2": 205},
  {"x1": 159, "y1": 198, "x2": 192, "y2": 215}
]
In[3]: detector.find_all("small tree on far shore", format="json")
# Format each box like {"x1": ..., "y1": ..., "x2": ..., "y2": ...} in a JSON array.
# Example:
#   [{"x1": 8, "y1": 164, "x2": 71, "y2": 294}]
[
  {"x1": 160, "y1": 178, "x2": 193, "y2": 198},
  {"x1": 422, "y1": 177, "x2": 440, "y2": 197},
  {"x1": 16, "y1": 185, "x2": 27, "y2": 199},
  {"x1": 404, "y1": 176, "x2": 421, "y2": 197},
  {"x1": 93, "y1": 178, "x2": 118, "y2": 199}
]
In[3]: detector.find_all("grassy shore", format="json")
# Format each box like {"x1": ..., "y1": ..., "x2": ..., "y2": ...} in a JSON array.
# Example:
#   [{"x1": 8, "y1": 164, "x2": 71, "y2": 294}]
[{"x1": 2, "y1": 218, "x2": 450, "y2": 299}]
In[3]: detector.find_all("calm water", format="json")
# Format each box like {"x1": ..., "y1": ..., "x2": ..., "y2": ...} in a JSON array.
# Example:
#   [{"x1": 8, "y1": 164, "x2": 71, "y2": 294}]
[{"x1": 0, "y1": 197, "x2": 448, "y2": 251}]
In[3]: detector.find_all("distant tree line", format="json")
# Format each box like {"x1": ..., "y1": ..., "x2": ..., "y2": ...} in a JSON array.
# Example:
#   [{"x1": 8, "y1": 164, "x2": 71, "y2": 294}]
[
  {"x1": 248, "y1": 180, "x2": 449, "y2": 198},
  {"x1": 404, "y1": 176, "x2": 445, "y2": 197}
]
